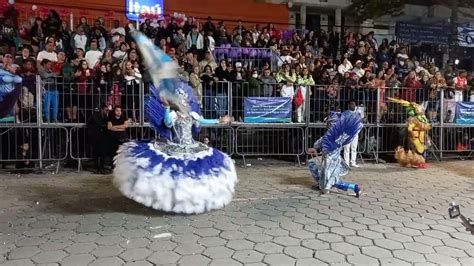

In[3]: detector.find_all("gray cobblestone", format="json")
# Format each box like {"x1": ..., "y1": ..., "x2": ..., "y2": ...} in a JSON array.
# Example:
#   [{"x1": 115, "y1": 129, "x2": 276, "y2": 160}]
[
  {"x1": 263, "y1": 254, "x2": 296, "y2": 265},
  {"x1": 7, "y1": 247, "x2": 41, "y2": 260},
  {"x1": 232, "y1": 250, "x2": 264, "y2": 263},
  {"x1": 60, "y1": 254, "x2": 95, "y2": 266},
  {"x1": 0, "y1": 162, "x2": 472, "y2": 266}
]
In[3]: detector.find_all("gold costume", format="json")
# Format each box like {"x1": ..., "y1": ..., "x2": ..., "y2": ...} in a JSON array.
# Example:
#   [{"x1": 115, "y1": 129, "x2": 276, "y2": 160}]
[{"x1": 388, "y1": 98, "x2": 432, "y2": 168}]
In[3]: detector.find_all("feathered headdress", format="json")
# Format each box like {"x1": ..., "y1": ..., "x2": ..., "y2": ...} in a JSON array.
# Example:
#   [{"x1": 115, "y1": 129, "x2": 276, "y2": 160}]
[
  {"x1": 130, "y1": 28, "x2": 202, "y2": 138},
  {"x1": 386, "y1": 97, "x2": 423, "y2": 117},
  {"x1": 321, "y1": 110, "x2": 363, "y2": 154}
]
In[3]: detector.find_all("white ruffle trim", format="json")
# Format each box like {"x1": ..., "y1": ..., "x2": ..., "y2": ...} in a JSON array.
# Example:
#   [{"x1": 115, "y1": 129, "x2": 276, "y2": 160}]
[{"x1": 113, "y1": 142, "x2": 238, "y2": 214}]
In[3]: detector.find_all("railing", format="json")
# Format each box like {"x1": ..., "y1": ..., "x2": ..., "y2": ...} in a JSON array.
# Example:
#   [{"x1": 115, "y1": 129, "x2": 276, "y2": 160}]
[
  {"x1": 213, "y1": 47, "x2": 278, "y2": 72},
  {"x1": 1, "y1": 76, "x2": 473, "y2": 172}
]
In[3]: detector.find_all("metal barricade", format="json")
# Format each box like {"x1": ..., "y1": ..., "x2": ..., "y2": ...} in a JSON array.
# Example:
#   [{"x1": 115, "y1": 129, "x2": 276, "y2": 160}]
[
  {"x1": 201, "y1": 81, "x2": 232, "y2": 120},
  {"x1": 2, "y1": 76, "x2": 473, "y2": 171},
  {"x1": 0, "y1": 125, "x2": 68, "y2": 173},
  {"x1": 235, "y1": 124, "x2": 305, "y2": 166},
  {"x1": 439, "y1": 125, "x2": 474, "y2": 159}
]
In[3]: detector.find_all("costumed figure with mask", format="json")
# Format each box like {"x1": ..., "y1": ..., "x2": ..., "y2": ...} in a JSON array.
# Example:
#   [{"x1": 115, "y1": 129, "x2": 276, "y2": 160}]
[
  {"x1": 388, "y1": 97, "x2": 432, "y2": 168},
  {"x1": 113, "y1": 29, "x2": 237, "y2": 214},
  {"x1": 0, "y1": 68, "x2": 22, "y2": 120},
  {"x1": 307, "y1": 111, "x2": 363, "y2": 197}
]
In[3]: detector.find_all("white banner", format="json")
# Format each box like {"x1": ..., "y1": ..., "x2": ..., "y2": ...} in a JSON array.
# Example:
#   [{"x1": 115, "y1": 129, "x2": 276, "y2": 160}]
[{"x1": 457, "y1": 27, "x2": 474, "y2": 47}]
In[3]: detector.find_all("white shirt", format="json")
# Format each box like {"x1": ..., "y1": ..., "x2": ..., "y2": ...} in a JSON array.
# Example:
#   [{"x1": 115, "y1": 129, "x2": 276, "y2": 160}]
[
  {"x1": 73, "y1": 34, "x2": 88, "y2": 51},
  {"x1": 113, "y1": 50, "x2": 127, "y2": 60},
  {"x1": 338, "y1": 62, "x2": 353, "y2": 75},
  {"x1": 37, "y1": 51, "x2": 58, "y2": 62},
  {"x1": 207, "y1": 36, "x2": 215, "y2": 52},
  {"x1": 85, "y1": 50, "x2": 103, "y2": 69},
  {"x1": 110, "y1": 27, "x2": 125, "y2": 43},
  {"x1": 352, "y1": 67, "x2": 365, "y2": 78}
]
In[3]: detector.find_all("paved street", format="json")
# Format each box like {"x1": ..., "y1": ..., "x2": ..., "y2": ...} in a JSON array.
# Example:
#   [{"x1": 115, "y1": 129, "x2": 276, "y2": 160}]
[{"x1": 0, "y1": 160, "x2": 473, "y2": 265}]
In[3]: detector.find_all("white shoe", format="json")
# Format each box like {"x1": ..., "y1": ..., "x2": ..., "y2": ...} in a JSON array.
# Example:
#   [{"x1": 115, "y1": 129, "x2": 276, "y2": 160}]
[{"x1": 351, "y1": 163, "x2": 360, "y2": 168}]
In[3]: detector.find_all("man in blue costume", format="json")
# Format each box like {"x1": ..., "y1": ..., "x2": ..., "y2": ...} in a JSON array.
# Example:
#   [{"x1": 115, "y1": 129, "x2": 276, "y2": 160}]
[{"x1": 307, "y1": 110, "x2": 362, "y2": 198}]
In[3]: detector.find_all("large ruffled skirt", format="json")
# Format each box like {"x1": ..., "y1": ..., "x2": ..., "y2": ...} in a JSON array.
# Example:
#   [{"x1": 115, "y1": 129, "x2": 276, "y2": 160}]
[{"x1": 113, "y1": 140, "x2": 238, "y2": 214}]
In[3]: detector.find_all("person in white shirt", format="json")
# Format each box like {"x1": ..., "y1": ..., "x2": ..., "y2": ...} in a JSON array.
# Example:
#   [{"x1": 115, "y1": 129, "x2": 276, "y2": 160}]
[
  {"x1": 352, "y1": 60, "x2": 365, "y2": 78},
  {"x1": 338, "y1": 57, "x2": 353, "y2": 75},
  {"x1": 186, "y1": 26, "x2": 204, "y2": 51},
  {"x1": 110, "y1": 20, "x2": 125, "y2": 44},
  {"x1": 113, "y1": 43, "x2": 128, "y2": 61},
  {"x1": 72, "y1": 26, "x2": 88, "y2": 51},
  {"x1": 36, "y1": 42, "x2": 58, "y2": 63},
  {"x1": 85, "y1": 40, "x2": 103, "y2": 69},
  {"x1": 343, "y1": 100, "x2": 361, "y2": 168}
]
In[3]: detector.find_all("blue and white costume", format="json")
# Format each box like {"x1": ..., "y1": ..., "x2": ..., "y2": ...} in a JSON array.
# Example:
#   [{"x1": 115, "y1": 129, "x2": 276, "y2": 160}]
[
  {"x1": 113, "y1": 31, "x2": 237, "y2": 214},
  {"x1": 308, "y1": 111, "x2": 362, "y2": 197},
  {"x1": 0, "y1": 69, "x2": 22, "y2": 119}
]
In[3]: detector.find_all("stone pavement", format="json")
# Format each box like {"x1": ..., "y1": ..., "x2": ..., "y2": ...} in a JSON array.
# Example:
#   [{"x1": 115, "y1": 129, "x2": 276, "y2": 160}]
[{"x1": 0, "y1": 160, "x2": 473, "y2": 266}]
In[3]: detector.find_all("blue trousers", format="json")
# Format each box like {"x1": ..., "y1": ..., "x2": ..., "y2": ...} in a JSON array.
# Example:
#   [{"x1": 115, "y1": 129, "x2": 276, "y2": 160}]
[{"x1": 44, "y1": 90, "x2": 59, "y2": 121}]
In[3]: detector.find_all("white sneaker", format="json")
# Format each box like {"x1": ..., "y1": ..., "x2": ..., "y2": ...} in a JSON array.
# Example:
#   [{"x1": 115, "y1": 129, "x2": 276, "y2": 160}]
[{"x1": 351, "y1": 163, "x2": 360, "y2": 168}]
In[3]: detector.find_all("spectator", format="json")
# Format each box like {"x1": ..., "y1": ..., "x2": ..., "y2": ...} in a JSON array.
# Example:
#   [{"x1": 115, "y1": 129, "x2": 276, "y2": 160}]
[
  {"x1": 75, "y1": 59, "x2": 94, "y2": 122},
  {"x1": 338, "y1": 56, "x2": 353, "y2": 75},
  {"x1": 296, "y1": 67, "x2": 315, "y2": 122},
  {"x1": 401, "y1": 70, "x2": 422, "y2": 102},
  {"x1": 90, "y1": 28, "x2": 107, "y2": 51},
  {"x1": 39, "y1": 59, "x2": 59, "y2": 123},
  {"x1": 186, "y1": 25, "x2": 204, "y2": 54},
  {"x1": 29, "y1": 17, "x2": 44, "y2": 53},
  {"x1": 277, "y1": 63, "x2": 296, "y2": 97},
  {"x1": 189, "y1": 65, "x2": 203, "y2": 107},
  {"x1": 110, "y1": 20, "x2": 126, "y2": 44},
  {"x1": 203, "y1": 30, "x2": 216, "y2": 52},
  {"x1": 343, "y1": 99, "x2": 360, "y2": 168},
  {"x1": 259, "y1": 68, "x2": 277, "y2": 97},
  {"x1": 14, "y1": 46, "x2": 34, "y2": 67},
  {"x1": 107, "y1": 105, "x2": 129, "y2": 159},
  {"x1": 37, "y1": 41, "x2": 58, "y2": 64},
  {"x1": 113, "y1": 42, "x2": 128, "y2": 61},
  {"x1": 0, "y1": 18, "x2": 17, "y2": 56},
  {"x1": 427, "y1": 71, "x2": 447, "y2": 123},
  {"x1": 15, "y1": 142, "x2": 34, "y2": 173},
  {"x1": 230, "y1": 62, "x2": 246, "y2": 82},
  {"x1": 453, "y1": 70, "x2": 468, "y2": 103},
  {"x1": 199, "y1": 51, "x2": 217, "y2": 72},
  {"x1": 247, "y1": 69, "x2": 261, "y2": 97},
  {"x1": 122, "y1": 60, "x2": 142, "y2": 122},
  {"x1": 42, "y1": 10, "x2": 61, "y2": 37},
  {"x1": 87, "y1": 104, "x2": 110, "y2": 174},
  {"x1": 100, "y1": 48, "x2": 116, "y2": 65},
  {"x1": 77, "y1": 17, "x2": 90, "y2": 37},
  {"x1": 203, "y1": 16, "x2": 216, "y2": 34},
  {"x1": 85, "y1": 39, "x2": 103, "y2": 69},
  {"x1": 19, "y1": 58, "x2": 37, "y2": 107},
  {"x1": 352, "y1": 60, "x2": 365, "y2": 78},
  {"x1": 200, "y1": 64, "x2": 217, "y2": 118},
  {"x1": 71, "y1": 25, "x2": 88, "y2": 51},
  {"x1": 139, "y1": 19, "x2": 155, "y2": 39}
]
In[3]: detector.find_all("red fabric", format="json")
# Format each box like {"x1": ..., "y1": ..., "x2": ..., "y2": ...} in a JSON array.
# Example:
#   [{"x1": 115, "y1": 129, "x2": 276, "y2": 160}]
[
  {"x1": 293, "y1": 87, "x2": 304, "y2": 107},
  {"x1": 401, "y1": 78, "x2": 422, "y2": 101}
]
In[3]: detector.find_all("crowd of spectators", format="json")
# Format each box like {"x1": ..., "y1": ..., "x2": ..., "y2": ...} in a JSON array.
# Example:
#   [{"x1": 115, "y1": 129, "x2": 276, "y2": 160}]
[{"x1": 1, "y1": 4, "x2": 474, "y2": 126}]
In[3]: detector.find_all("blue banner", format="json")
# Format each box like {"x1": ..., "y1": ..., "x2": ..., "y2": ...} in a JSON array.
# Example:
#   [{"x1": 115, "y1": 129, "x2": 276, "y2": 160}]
[
  {"x1": 395, "y1": 22, "x2": 449, "y2": 44},
  {"x1": 126, "y1": 0, "x2": 164, "y2": 21},
  {"x1": 244, "y1": 97, "x2": 292, "y2": 123},
  {"x1": 455, "y1": 102, "x2": 474, "y2": 124}
]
